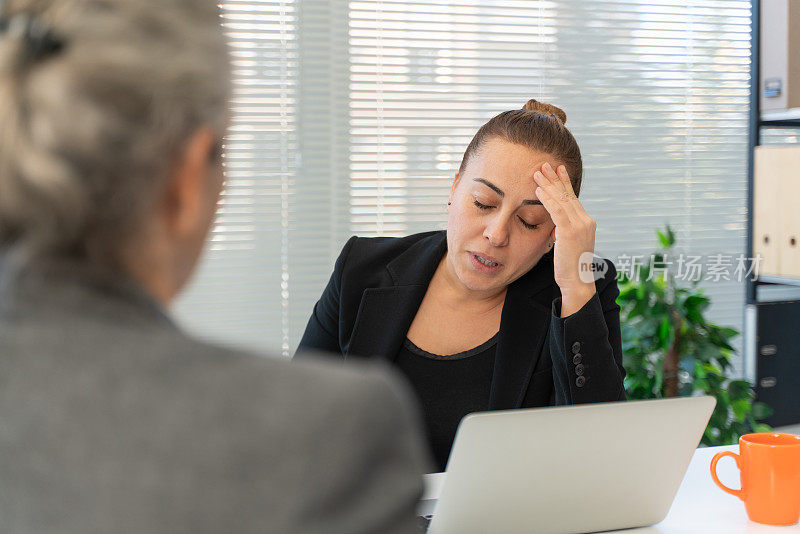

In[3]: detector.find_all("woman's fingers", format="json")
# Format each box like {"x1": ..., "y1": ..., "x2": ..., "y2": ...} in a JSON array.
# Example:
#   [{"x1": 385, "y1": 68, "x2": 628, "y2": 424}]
[
  {"x1": 534, "y1": 184, "x2": 572, "y2": 228},
  {"x1": 551, "y1": 164, "x2": 597, "y2": 240},
  {"x1": 555, "y1": 164, "x2": 589, "y2": 218},
  {"x1": 554, "y1": 164, "x2": 574, "y2": 195},
  {"x1": 533, "y1": 168, "x2": 578, "y2": 221},
  {"x1": 541, "y1": 162, "x2": 575, "y2": 208},
  {"x1": 535, "y1": 163, "x2": 597, "y2": 243},
  {"x1": 541, "y1": 162, "x2": 565, "y2": 192}
]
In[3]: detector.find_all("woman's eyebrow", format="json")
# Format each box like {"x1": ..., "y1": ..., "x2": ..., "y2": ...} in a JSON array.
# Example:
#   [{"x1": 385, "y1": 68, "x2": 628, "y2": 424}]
[
  {"x1": 473, "y1": 178, "x2": 542, "y2": 206},
  {"x1": 473, "y1": 178, "x2": 504, "y2": 197}
]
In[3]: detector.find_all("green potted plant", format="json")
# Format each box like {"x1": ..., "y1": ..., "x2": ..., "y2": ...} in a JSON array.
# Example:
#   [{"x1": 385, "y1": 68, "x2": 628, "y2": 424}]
[{"x1": 617, "y1": 226, "x2": 772, "y2": 446}]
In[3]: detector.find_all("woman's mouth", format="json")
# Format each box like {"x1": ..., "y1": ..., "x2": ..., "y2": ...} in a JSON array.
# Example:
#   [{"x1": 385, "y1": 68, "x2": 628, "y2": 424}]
[{"x1": 469, "y1": 252, "x2": 502, "y2": 272}]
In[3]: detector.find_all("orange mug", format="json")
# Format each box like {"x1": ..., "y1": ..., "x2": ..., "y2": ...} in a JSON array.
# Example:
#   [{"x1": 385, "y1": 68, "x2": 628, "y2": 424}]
[{"x1": 710, "y1": 433, "x2": 800, "y2": 526}]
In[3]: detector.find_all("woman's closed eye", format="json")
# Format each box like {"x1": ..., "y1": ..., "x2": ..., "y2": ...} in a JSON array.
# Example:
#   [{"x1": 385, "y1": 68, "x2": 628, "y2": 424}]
[{"x1": 474, "y1": 200, "x2": 539, "y2": 230}]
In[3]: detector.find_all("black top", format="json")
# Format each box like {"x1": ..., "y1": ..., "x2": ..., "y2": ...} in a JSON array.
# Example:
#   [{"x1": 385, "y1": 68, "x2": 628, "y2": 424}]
[{"x1": 395, "y1": 335, "x2": 498, "y2": 472}]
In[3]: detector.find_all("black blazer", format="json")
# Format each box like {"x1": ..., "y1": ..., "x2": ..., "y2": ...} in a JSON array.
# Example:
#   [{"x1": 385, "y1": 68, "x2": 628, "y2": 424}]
[{"x1": 297, "y1": 230, "x2": 626, "y2": 410}]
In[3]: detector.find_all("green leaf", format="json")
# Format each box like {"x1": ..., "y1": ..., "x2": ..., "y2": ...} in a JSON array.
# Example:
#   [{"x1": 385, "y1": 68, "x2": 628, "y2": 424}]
[
  {"x1": 731, "y1": 399, "x2": 750, "y2": 421},
  {"x1": 718, "y1": 327, "x2": 740, "y2": 340},
  {"x1": 727, "y1": 380, "x2": 752, "y2": 401},
  {"x1": 751, "y1": 402, "x2": 774, "y2": 420},
  {"x1": 666, "y1": 226, "x2": 676, "y2": 247},
  {"x1": 694, "y1": 361, "x2": 707, "y2": 379},
  {"x1": 658, "y1": 317, "x2": 671, "y2": 349},
  {"x1": 683, "y1": 294, "x2": 710, "y2": 311},
  {"x1": 656, "y1": 226, "x2": 676, "y2": 248}
]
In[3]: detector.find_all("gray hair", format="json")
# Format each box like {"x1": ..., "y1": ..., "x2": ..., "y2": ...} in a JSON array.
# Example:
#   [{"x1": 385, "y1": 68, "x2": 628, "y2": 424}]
[{"x1": 0, "y1": 0, "x2": 230, "y2": 263}]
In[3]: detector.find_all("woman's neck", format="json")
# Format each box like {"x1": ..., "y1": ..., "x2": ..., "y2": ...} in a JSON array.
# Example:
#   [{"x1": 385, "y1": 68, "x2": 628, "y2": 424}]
[{"x1": 433, "y1": 251, "x2": 507, "y2": 314}]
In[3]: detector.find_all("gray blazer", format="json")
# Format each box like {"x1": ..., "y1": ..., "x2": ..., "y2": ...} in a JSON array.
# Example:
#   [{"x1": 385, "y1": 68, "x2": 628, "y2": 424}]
[{"x1": 0, "y1": 254, "x2": 430, "y2": 534}]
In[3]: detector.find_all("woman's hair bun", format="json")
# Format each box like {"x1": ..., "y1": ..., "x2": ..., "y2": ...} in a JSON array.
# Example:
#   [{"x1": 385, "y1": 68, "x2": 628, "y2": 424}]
[{"x1": 522, "y1": 99, "x2": 567, "y2": 124}]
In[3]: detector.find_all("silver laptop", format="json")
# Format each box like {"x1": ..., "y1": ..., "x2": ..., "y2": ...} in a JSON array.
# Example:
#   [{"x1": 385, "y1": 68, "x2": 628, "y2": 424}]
[{"x1": 422, "y1": 396, "x2": 716, "y2": 534}]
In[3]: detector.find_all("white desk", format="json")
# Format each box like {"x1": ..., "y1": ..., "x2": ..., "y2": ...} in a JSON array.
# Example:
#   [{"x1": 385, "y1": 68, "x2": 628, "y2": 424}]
[{"x1": 422, "y1": 445, "x2": 800, "y2": 533}]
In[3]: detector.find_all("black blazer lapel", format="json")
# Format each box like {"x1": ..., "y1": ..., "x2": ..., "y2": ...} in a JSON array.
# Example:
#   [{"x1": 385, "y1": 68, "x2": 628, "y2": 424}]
[
  {"x1": 346, "y1": 285, "x2": 428, "y2": 361},
  {"x1": 489, "y1": 252, "x2": 557, "y2": 410},
  {"x1": 346, "y1": 231, "x2": 448, "y2": 362}
]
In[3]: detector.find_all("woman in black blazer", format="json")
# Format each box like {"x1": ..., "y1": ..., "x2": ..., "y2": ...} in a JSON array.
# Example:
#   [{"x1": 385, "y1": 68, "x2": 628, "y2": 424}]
[{"x1": 298, "y1": 99, "x2": 626, "y2": 470}]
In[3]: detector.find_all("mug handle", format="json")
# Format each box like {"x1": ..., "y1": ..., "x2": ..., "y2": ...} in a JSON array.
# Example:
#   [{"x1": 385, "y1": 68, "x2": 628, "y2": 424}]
[{"x1": 710, "y1": 451, "x2": 744, "y2": 500}]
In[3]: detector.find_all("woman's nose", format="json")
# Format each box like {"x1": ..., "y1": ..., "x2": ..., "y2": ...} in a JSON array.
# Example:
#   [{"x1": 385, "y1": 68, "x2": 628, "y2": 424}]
[{"x1": 483, "y1": 216, "x2": 509, "y2": 247}]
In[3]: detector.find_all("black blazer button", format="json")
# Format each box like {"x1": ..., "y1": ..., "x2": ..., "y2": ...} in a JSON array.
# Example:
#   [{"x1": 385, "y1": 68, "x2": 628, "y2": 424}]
[
  {"x1": 576, "y1": 375, "x2": 586, "y2": 387},
  {"x1": 572, "y1": 341, "x2": 581, "y2": 354},
  {"x1": 572, "y1": 353, "x2": 582, "y2": 365},
  {"x1": 575, "y1": 363, "x2": 585, "y2": 376}
]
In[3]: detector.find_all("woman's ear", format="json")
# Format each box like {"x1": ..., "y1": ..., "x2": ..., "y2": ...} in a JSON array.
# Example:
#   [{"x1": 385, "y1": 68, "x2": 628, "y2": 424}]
[
  {"x1": 164, "y1": 126, "x2": 218, "y2": 238},
  {"x1": 448, "y1": 172, "x2": 462, "y2": 205}
]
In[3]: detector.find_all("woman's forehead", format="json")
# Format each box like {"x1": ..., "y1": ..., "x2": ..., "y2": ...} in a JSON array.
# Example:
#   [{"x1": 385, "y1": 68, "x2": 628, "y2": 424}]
[
  {"x1": 467, "y1": 139, "x2": 561, "y2": 182},
  {"x1": 464, "y1": 141, "x2": 561, "y2": 200}
]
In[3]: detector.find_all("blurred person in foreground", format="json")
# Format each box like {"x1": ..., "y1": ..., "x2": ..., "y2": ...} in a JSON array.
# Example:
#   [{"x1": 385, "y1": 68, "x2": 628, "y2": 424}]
[{"x1": 0, "y1": 1, "x2": 428, "y2": 532}]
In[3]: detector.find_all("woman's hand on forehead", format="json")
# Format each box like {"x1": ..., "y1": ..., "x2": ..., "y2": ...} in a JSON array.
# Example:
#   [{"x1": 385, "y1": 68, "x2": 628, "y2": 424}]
[{"x1": 533, "y1": 161, "x2": 598, "y2": 312}]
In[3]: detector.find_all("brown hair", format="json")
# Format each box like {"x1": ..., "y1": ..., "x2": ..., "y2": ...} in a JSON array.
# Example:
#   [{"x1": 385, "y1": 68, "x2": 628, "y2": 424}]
[{"x1": 458, "y1": 99, "x2": 583, "y2": 196}]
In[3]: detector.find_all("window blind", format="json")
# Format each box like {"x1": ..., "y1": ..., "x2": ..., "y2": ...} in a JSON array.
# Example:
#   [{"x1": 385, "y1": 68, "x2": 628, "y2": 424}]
[
  {"x1": 174, "y1": 0, "x2": 753, "y2": 372},
  {"x1": 173, "y1": 0, "x2": 298, "y2": 355}
]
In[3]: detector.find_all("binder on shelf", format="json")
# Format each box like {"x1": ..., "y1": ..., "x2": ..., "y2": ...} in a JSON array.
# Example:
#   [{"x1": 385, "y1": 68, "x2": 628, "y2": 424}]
[
  {"x1": 782, "y1": 168, "x2": 800, "y2": 279},
  {"x1": 753, "y1": 145, "x2": 800, "y2": 279}
]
